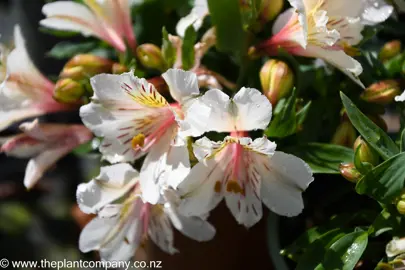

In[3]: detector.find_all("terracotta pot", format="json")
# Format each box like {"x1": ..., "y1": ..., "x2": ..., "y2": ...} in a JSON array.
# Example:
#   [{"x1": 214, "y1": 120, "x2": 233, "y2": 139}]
[{"x1": 137, "y1": 202, "x2": 275, "y2": 270}]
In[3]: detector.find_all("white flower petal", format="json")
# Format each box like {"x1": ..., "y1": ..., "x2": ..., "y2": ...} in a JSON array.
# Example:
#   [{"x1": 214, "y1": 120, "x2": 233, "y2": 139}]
[
  {"x1": 232, "y1": 87, "x2": 272, "y2": 131},
  {"x1": 395, "y1": 90, "x2": 405, "y2": 102},
  {"x1": 386, "y1": 237, "x2": 405, "y2": 258},
  {"x1": 0, "y1": 108, "x2": 44, "y2": 132},
  {"x1": 24, "y1": 145, "x2": 73, "y2": 189},
  {"x1": 175, "y1": 0, "x2": 209, "y2": 37},
  {"x1": 287, "y1": 0, "x2": 307, "y2": 47},
  {"x1": 272, "y1": 8, "x2": 295, "y2": 35},
  {"x1": 0, "y1": 134, "x2": 46, "y2": 158},
  {"x1": 178, "y1": 152, "x2": 231, "y2": 217},
  {"x1": 305, "y1": 45, "x2": 364, "y2": 88},
  {"x1": 259, "y1": 151, "x2": 313, "y2": 217},
  {"x1": 241, "y1": 136, "x2": 277, "y2": 156},
  {"x1": 192, "y1": 136, "x2": 223, "y2": 161},
  {"x1": 362, "y1": 0, "x2": 393, "y2": 25},
  {"x1": 148, "y1": 206, "x2": 178, "y2": 255},
  {"x1": 40, "y1": 1, "x2": 99, "y2": 37},
  {"x1": 162, "y1": 69, "x2": 200, "y2": 103},
  {"x1": 164, "y1": 198, "x2": 216, "y2": 242},
  {"x1": 180, "y1": 97, "x2": 212, "y2": 137},
  {"x1": 76, "y1": 163, "x2": 139, "y2": 214}
]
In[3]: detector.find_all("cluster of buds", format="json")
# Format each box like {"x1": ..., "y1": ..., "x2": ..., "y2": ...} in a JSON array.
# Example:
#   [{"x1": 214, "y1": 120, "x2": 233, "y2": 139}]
[
  {"x1": 260, "y1": 59, "x2": 294, "y2": 106},
  {"x1": 54, "y1": 54, "x2": 128, "y2": 104}
]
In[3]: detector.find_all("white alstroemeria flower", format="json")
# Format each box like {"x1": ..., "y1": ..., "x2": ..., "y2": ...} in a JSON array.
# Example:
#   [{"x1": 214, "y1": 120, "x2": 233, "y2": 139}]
[
  {"x1": 178, "y1": 87, "x2": 314, "y2": 227},
  {"x1": 361, "y1": 0, "x2": 393, "y2": 25},
  {"x1": 176, "y1": 0, "x2": 209, "y2": 37},
  {"x1": 0, "y1": 119, "x2": 92, "y2": 189},
  {"x1": 77, "y1": 164, "x2": 215, "y2": 261},
  {"x1": 80, "y1": 69, "x2": 210, "y2": 203},
  {"x1": 395, "y1": 90, "x2": 405, "y2": 102},
  {"x1": 387, "y1": 237, "x2": 405, "y2": 258},
  {"x1": 256, "y1": 0, "x2": 381, "y2": 87},
  {"x1": 40, "y1": 0, "x2": 136, "y2": 52},
  {"x1": 0, "y1": 25, "x2": 71, "y2": 132}
]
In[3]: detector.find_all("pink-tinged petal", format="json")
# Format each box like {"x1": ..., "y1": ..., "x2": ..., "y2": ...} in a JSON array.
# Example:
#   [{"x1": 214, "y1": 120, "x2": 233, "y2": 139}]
[
  {"x1": 0, "y1": 107, "x2": 44, "y2": 132},
  {"x1": 258, "y1": 151, "x2": 313, "y2": 217},
  {"x1": 24, "y1": 145, "x2": 73, "y2": 189},
  {"x1": 164, "y1": 189, "x2": 215, "y2": 242},
  {"x1": 148, "y1": 205, "x2": 178, "y2": 255},
  {"x1": 76, "y1": 163, "x2": 139, "y2": 214},
  {"x1": 162, "y1": 69, "x2": 200, "y2": 104},
  {"x1": 0, "y1": 133, "x2": 46, "y2": 158},
  {"x1": 287, "y1": 0, "x2": 307, "y2": 46},
  {"x1": 40, "y1": 1, "x2": 100, "y2": 37},
  {"x1": 232, "y1": 87, "x2": 272, "y2": 131},
  {"x1": 177, "y1": 146, "x2": 232, "y2": 217}
]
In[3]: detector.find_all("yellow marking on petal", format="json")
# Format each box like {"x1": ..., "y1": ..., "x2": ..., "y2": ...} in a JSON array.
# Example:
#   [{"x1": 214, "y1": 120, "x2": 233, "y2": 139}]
[
  {"x1": 226, "y1": 180, "x2": 244, "y2": 195},
  {"x1": 214, "y1": 181, "x2": 222, "y2": 193},
  {"x1": 131, "y1": 133, "x2": 145, "y2": 149},
  {"x1": 125, "y1": 83, "x2": 168, "y2": 108},
  {"x1": 342, "y1": 42, "x2": 361, "y2": 57},
  {"x1": 84, "y1": 0, "x2": 107, "y2": 20}
]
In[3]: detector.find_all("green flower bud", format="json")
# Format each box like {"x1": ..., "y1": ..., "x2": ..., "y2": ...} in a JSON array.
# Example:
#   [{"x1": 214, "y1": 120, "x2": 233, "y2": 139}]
[
  {"x1": 379, "y1": 40, "x2": 402, "y2": 62},
  {"x1": 339, "y1": 163, "x2": 361, "y2": 183},
  {"x1": 136, "y1": 44, "x2": 166, "y2": 71},
  {"x1": 53, "y1": 78, "x2": 85, "y2": 104},
  {"x1": 397, "y1": 201, "x2": 405, "y2": 215},
  {"x1": 60, "y1": 54, "x2": 113, "y2": 80},
  {"x1": 112, "y1": 63, "x2": 129, "y2": 74},
  {"x1": 331, "y1": 121, "x2": 357, "y2": 147},
  {"x1": 361, "y1": 80, "x2": 401, "y2": 105},
  {"x1": 259, "y1": 0, "x2": 283, "y2": 22},
  {"x1": 260, "y1": 59, "x2": 294, "y2": 105},
  {"x1": 353, "y1": 136, "x2": 379, "y2": 166}
]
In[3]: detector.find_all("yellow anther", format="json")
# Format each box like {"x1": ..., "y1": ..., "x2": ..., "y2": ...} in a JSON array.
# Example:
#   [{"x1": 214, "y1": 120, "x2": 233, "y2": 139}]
[
  {"x1": 214, "y1": 181, "x2": 222, "y2": 193},
  {"x1": 131, "y1": 133, "x2": 145, "y2": 149},
  {"x1": 226, "y1": 180, "x2": 244, "y2": 195}
]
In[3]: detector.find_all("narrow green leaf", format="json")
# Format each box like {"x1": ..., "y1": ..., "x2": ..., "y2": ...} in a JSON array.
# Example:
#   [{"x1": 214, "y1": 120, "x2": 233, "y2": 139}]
[
  {"x1": 181, "y1": 25, "x2": 197, "y2": 70},
  {"x1": 340, "y1": 92, "x2": 399, "y2": 160},
  {"x1": 297, "y1": 101, "x2": 312, "y2": 126},
  {"x1": 161, "y1": 27, "x2": 176, "y2": 68},
  {"x1": 368, "y1": 209, "x2": 400, "y2": 237},
  {"x1": 356, "y1": 152, "x2": 405, "y2": 204},
  {"x1": 322, "y1": 231, "x2": 368, "y2": 270},
  {"x1": 265, "y1": 88, "x2": 297, "y2": 138},
  {"x1": 207, "y1": 0, "x2": 246, "y2": 54},
  {"x1": 296, "y1": 229, "x2": 346, "y2": 270},
  {"x1": 285, "y1": 143, "x2": 354, "y2": 174},
  {"x1": 47, "y1": 41, "x2": 98, "y2": 59},
  {"x1": 400, "y1": 128, "x2": 405, "y2": 152}
]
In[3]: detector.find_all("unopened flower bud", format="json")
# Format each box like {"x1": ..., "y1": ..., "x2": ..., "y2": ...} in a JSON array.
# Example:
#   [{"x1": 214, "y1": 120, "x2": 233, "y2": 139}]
[
  {"x1": 361, "y1": 80, "x2": 401, "y2": 105},
  {"x1": 259, "y1": 0, "x2": 283, "y2": 22},
  {"x1": 353, "y1": 136, "x2": 379, "y2": 166},
  {"x1": 60, "y1": 54, "x2": 113, "y2": 80},
  {"x1": 53, "y1": 78, "x2": 85, "y2": 104},
  {"x1": 136, "y1": 44, "x2": 166, "y2": 71},
  {"x1": 331, "y1": 121, "x2": 357, "y2": 147},
  {"x1": 339, "y1": 163, "x2": 361, "y2": 183},
  {"x1": 379, "y1": 40, "x2": 402, "y2": 62},
  {"x1": 260, "y1": 59, "x2": 294, "y2": 105},
  {"x1": 112, "y1": 63, "x2": 129, "y2": 74}
]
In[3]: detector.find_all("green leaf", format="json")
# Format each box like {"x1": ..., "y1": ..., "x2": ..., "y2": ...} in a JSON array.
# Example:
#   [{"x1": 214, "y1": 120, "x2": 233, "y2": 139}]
[
  {"x1": 356, "y1": 152, "x2": 405, "y2": 204},
  {"x1": 322, "y1": 231, "x2": 368, "y2": 270},
  {"x1": 296, "y1": 229, "x2": 346, "y2": 270},
  {"x1": 207, "y1": 0, "x2": 247, "y2": 55},
  {"x1": 39, "y1": 26, "x2": 80, "y2": 38},
  {"x1": 240, "y1": 0, "x2": 261, "y2": 31},
  {"x1": 400, "y1": 128, "x2": 405, "y2": 152},
  {"x1": 161, "y1": 27, "x2": 176, "y2": 68},
  {"x1": 297, "y1": 101, "x2": 312, "y2": 126},
  {"x1": 265, "y1": 88, "x2": 297, "y2": 138},
  {"x1": 340, "y1": 92, "x2": 399, "y2": 160},
  {"x1": 368, "y1": 208, "x2": 401, "y2": 237},
  {"x1": 181, "y1": 25, "x2": 197, "y2": 70},
  {"x1": 286, "y1": 143, "x2": 354, "y2": 174},
  {"x1": 47, "y1": 41, "x2": 99, "y2": 59}
]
